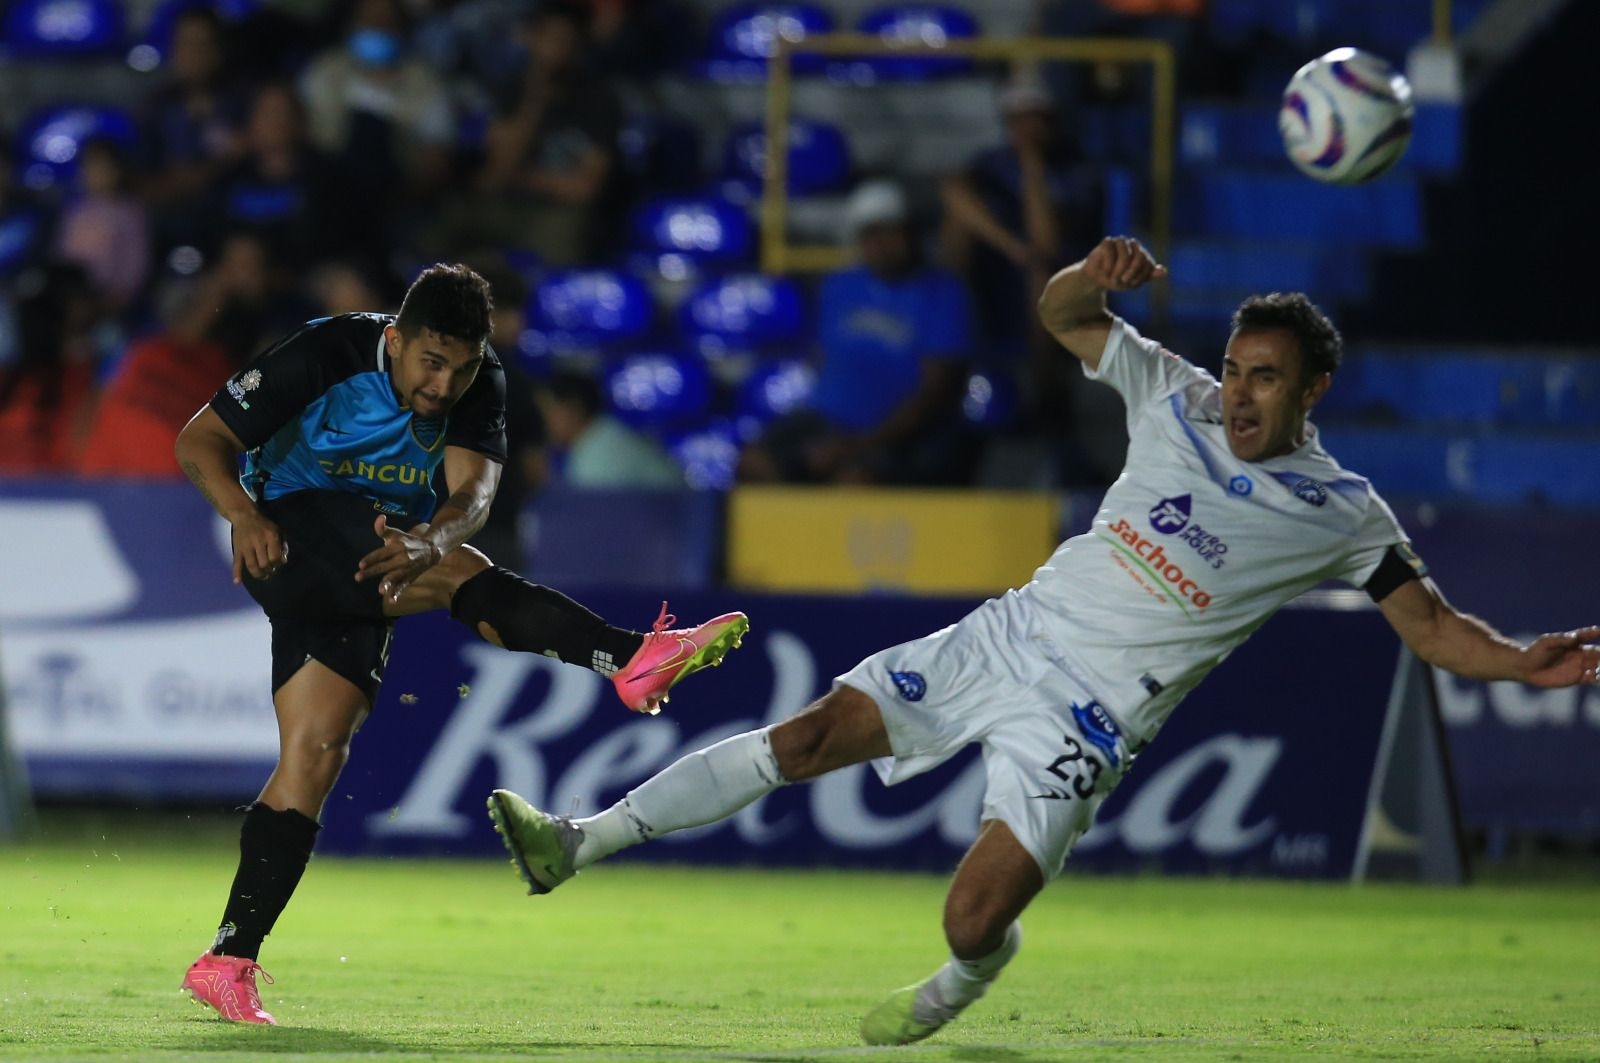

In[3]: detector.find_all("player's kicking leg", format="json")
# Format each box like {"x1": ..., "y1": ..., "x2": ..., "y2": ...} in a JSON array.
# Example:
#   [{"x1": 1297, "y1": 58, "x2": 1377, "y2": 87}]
[
  {"x1": 859, "y1": 820, "x2": 1039, "y2": 1045},
  {"x1": 398, "y1": 553, "x2": 749, "y2": 715},
  {"x1": 487, "y1": 686, "x2": 889, "y2": 894}
]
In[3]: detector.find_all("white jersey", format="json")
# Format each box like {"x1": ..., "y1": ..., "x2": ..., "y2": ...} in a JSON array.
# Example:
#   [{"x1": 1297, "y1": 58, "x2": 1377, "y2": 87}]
[{"x1": 1021, "y1": 318, "x2": 1413, "y2": 747}]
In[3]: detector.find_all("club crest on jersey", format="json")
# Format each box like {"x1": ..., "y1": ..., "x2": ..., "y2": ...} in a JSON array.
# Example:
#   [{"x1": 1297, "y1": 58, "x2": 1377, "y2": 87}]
[
  {"x1": 1070, "y1": 701, "x2": 1122, "y2": 769},
  {"x1": 1293, "y1": 478, "x2": 1328, "y2": 506},
  {"x1": 1228, "y1": 474, "x2": 1253, "y2": 497},
  {"x1": 888, "y1": 670, "x2": 926, "y2": 702},
  {"x1": 1148, "y1": 494, "x2": 1191, "y2": 534},
  {"x1": 226, "y1": 368, "x2": 262, "y2": 409}
]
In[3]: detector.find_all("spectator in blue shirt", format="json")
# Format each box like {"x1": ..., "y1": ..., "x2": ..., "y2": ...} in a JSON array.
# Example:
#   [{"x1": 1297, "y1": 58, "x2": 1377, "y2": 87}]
[{"x1": 741, "y1": 180, "x2": 975, "y2": 486}]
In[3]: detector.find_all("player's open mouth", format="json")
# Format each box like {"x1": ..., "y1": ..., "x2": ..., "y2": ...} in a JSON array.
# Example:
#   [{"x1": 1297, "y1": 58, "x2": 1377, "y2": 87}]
[{"x1": 1229, "y1": 417, "x2": 1260, "y2": 440}]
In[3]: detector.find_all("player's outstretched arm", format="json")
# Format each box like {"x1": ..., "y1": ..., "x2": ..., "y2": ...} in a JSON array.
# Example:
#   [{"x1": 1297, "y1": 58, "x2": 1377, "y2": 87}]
[
  {"x1": 1377, "y1": 578, "x2": 1600, "y2": 688},
  {"x1": 175, "y1": 406, "x2": 286, "y2": 584},
  {"x1": 1037, "y1": 236, "x2": 1167, "y2": 370}
]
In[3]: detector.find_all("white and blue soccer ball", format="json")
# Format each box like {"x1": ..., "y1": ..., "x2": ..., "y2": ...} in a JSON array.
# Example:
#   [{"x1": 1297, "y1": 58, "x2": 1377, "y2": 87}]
[{"x1": 1279, "y1": 47, "x2": 1415, "y2": 185}]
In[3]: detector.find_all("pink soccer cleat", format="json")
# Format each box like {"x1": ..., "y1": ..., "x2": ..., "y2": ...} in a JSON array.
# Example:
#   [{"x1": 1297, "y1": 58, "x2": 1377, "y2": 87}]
[
  {"x1": 611, "y1": 602, "x2": 749, "y2": 714},
  {"x1": 181, "y1": 952, "x2": 277, "y2": 1024}
]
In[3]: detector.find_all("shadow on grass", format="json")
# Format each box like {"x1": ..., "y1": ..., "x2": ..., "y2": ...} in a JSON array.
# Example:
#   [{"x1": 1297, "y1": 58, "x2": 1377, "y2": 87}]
[
  {"x1": 949, "y1": 1048, "x2": 1030, "y2": 1062},
  {"x1": 159, "y1": 1026, "x2": 727, "y2": 1055}
]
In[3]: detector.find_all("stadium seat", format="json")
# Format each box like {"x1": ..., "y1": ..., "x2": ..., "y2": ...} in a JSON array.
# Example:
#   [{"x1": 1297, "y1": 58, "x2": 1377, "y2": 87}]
[
  {"x1": 15, "y1": 103, "x2": 138, "y2": 191},
  {"x1": 628, "y1": 196, "x2": 757, "y2": 280},
  {"x1": 700, "y1": 2, "x2": 835, "y2": 81},
  {"x1": 840, "y1": 4, "x2": 978, "y2": 82},
  {"x1": 2, "y1": 0, "x2": 124, "y2": 58},
  {"x1": 960, "y1": 368, "x2": 1020, "y2": 431},
  {"x1": 0, "y1": 209, "x2": 47, "y2": 275},
  {"x1": 1179, "y1": 102, "x2": 1461, "y2": 177},
  {"x1": 619, "y1": 114, "x2": 703, "y2": 196},
  {"x1": 603, "y1": 351, "x2": 714, "y2": 432},
  {"x1": 734, "y1": 358, "x2": 816, "y2": 439},
  {"x1": 1176, "y1": 171, "x2": 1423, "y2": 248},
  {"x1": 679, "y1": 273, "x2": 807, "y2": 359},
  {"x1": 721, "y1": 118, "x2": 850, "y2": 198},
  {"x1": 665, "y1": 418, "x2": 744, "y2": 490},
  {"x1": 520, "y1": 268, "x2": 655, "y2": 361}
]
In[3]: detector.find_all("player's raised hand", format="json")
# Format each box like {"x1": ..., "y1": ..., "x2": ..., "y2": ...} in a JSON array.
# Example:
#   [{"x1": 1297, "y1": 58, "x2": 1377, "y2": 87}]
[
  {"x1": 231, "y1": 510, "x2": 288, "y2": 584},
  {"x1": 356, "y1": 515, "x2": 444, "y2": 602},
  {"x1": 1520, "y1": 626, "x2": 1600, "y2": 688},
  {"x1": 1083, "y1": 236, "x2": 1168, "y2": 291}
]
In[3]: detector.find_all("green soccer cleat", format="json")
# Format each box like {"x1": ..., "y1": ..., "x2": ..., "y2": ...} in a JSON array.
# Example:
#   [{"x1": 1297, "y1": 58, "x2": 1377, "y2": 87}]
[
  {"x1": 860, "y1": 983, "x2": 949, "y2": 1046},
  {"x1": 486, "y1": 789, "x2": 580, "y2": 895}
]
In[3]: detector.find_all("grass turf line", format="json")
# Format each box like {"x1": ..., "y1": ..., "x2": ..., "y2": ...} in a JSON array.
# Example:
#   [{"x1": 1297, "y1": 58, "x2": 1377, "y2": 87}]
[{"x1": 1, "y1": 812, "x2": 1597, "y2": 1061}]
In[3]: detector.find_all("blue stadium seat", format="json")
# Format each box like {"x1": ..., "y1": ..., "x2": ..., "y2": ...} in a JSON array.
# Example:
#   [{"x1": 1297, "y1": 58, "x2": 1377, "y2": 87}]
[
  {"x1": 2, "y1": 0, "x2": 124, "y2": 58},
  {"x1": 15, "y1": 103, "x2": 138, "y2": 191},
  {"x1": 721, "y1": 118, "x2": 850, "y2": 197},
  {"x1": 679, "y1": 273, "x2": 806, "y2": 359},
  {"x1": 619, "y1": 114, "x2": 703, "y2": 195},
  {"x1": 0, "y1": 209, "x2": 48, "y2": 275},
  {"x1": 1179, "y1": 102, "x2": 1461, "y2": 177},
  {"x1": 665, "y1": 418, "x2": 744, "y2": 490},
  {"x1": 735, "y1": 358, "x2": 816, "y2": 439},
  {"x1": 961, "y1": 368, "x2": 1020, "y2": 431},
  {"x1": 1166, "y1": 240, "x2": 1370, "y2": 301},
  {"x1": 700, "y1": 2, "x2": 835, "y2": 81},
  {"x1": 1318, "y1": 349, "x2": 1600, "y2": 429},
  {"x1": 837, "y1": 4, "x2": 978, "y2": 82},
  {"x1": 629, "y1": 196, "x2": 756, "y2": 279},
  {"x1": 604, "y1": 352, "x2": 714, "y2": 432},
  {"x1": 1176, "y1": 171, "x2": 1424, "y2": 248},
  {"x1": 521, "y1": 269, "x2": 654, "y2": 361},
  {"x1": 1317, "y1": 425, "x2": 1600, "y2": 507}
]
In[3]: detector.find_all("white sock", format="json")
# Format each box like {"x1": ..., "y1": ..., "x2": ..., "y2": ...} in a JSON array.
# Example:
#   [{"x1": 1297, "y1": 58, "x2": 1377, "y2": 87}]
[
  {"x1": 573, "y1": 728, "x2": 785, "y2": 868},
  {"x1": 914, "y1": 922, "x2": 1022, "y2": 1025}
]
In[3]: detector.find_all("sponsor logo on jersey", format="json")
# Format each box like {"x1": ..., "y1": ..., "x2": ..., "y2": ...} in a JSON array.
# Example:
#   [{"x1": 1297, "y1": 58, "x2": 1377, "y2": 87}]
[
  {"x1": 1228, "y1": 474, "x2": 1253, "y2": 496},
  {"x1": 225, "y1": 368, "x2": 262, "y2": 409},
  {"x1": 1293, "y1": 478, "x2": 1328, "y2": 506},
  {"x1": 319, "y1": 458, "x2": 430, "y2": 485},
  {"x1": 888, "y1": 670, "x2": 926, "y2": 702},
  {"x1": 1148, "y1": 494, "x2": 1191, "y2": 533},
  {"x1": 1148, "y1": 494, "x2": 1228, "y2": 570},
  {"x1": 1103, "y1": 517, "x2": 1216, "y2": 615}
]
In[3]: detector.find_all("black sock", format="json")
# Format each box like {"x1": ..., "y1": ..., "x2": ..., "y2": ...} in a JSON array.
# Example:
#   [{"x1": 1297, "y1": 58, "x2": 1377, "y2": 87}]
[
  {"x1": 451, "y1": 566, "x2": 643, "y2": 675},
  {"x1": 211, "y1": 803, "x2": 320, "y2": 961}
]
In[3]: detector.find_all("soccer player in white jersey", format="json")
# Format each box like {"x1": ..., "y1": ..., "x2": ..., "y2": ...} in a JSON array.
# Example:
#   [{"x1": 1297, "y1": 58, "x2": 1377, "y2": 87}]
[{"x1": 486, "y1": 236, "x2": 1600, "y2": 1045}]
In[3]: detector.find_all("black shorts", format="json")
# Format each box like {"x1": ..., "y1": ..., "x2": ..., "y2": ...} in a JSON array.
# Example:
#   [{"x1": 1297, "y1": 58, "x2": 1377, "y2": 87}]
[{"x1": 241, "y1": 490, "x2": 424, "y2": 704}]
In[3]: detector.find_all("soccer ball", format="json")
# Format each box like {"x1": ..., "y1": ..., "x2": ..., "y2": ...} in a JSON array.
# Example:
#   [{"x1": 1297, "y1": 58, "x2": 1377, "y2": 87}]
[{"x1": 1279, "y1": 47, "x2": 1415, "y2": 185}]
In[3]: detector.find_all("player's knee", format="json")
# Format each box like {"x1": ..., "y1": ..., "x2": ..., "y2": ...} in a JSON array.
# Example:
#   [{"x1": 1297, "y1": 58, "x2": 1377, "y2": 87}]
[{"x1": 771, "y1": 689, "x2": 868, "y2": 780}]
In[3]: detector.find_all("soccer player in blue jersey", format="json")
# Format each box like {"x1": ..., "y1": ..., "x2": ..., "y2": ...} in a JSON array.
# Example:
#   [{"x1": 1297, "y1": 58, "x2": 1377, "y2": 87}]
[{"x1": 173, "y1": 263, "x2": 748, "y2": 1023}]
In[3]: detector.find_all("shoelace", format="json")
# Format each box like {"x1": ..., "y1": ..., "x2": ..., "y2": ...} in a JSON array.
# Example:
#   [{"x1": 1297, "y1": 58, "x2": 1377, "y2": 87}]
[
  {"x1": 235, "y1": 960, "x2": 275, "y2": 987},
  {"x1": 649, "y1": 601, "x2": 676, "y2": 634}
]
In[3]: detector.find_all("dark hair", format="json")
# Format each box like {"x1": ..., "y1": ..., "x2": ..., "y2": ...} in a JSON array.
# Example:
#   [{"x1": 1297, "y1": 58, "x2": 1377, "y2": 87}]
[
  {"x1": 1231, "y1": 292, "x2": 1343, "y2": 381},
  {"x1": 395, "y1": 263, "x2": 494, "y2": 349},
  {"x1": 544, "y1": 370, "x2": 602, "y2": 420}
]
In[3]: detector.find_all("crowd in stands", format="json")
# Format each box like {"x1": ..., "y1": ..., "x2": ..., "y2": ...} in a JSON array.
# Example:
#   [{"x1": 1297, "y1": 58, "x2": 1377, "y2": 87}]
[{"x1": 0, "y1": 0, "x2": 1206, "y2": 495}]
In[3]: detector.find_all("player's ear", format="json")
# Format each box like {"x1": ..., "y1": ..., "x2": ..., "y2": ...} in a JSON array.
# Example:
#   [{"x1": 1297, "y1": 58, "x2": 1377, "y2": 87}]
[
  {"x1": 1302, "y1": 371, "x2": 1332, "y2": 410},
  {"x1": 383, "y1": 323, "x2": 402, "y2": 358}
]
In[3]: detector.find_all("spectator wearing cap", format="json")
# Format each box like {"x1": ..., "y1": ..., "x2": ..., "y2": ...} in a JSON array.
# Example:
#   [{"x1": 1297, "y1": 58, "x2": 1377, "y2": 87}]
[
  {"x1": 940, "y1": 78, "x2": 1102, "y2": 362},
  {"x1": 739, "y1": 180, "x2": 976, "y2": 487}
]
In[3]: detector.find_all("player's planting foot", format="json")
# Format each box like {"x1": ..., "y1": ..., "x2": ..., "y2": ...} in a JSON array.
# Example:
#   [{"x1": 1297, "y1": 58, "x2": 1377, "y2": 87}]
[
  {"x1": 181, "y1": 952, "x2": 276, "y2": 1024},
  {"x1": 612, "y1": 602, "x2": 749, "y2": 714},
  {"x1": 487, "y1": 788, "x2": 581, "y2": 895},
  {"x1": 860, "y1": 983, "x2": 952, "y2": 1046}
]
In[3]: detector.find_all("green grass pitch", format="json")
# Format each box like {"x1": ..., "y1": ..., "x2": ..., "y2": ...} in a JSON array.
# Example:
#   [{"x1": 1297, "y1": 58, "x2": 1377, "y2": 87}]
[{"x1": 2, "y1": 811, "x2": 1598, "y2": 1061}]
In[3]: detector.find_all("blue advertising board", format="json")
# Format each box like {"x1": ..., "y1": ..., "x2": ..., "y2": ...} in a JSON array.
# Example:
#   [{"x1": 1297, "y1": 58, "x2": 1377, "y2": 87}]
[{"x1": 318, "y1": 593, "x2": 1401, "y2": 880}]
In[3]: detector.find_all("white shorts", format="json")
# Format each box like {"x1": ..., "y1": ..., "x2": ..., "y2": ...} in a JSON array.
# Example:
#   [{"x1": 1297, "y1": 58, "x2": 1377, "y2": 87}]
[{"x1": 835, "y1": 592, "x2": 1134, "y2": 881}]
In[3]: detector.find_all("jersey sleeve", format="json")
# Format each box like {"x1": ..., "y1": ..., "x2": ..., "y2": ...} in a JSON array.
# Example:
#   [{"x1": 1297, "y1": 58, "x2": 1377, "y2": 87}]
[
  {"x1": 1082, "y1": 317, "x2": 1216, "y2": 420},
  {"x1": 444, "y1": 348, "x2": 509, "y2": 464},
  {"x1": 1330, "y1": 487, "x2": 1417, "y2": 588},
  {"x1": 208, "y1": 320, "x2": 330, "y2": 449}
]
